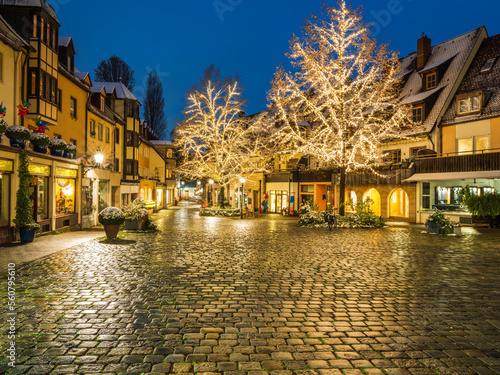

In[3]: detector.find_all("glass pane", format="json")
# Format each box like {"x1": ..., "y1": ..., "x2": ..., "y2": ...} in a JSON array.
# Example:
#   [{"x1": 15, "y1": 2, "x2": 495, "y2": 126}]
[
  {"x1": 471, "y1": 95, "x2": 480, "y2": 111},
  {"x1": 38, "y1": 177, "x2": 49, "y2": 220},
  {"x1": 476, "y1": 136, "x2": 489, "y2": 151},
  {"x1": 457, "y1": 138, "x2": 473, "y2": 154},
  {"x1": 0, "y1": 174, "x2": 10, "y2": 226},
  {"x1": 56, "y1": 179, "x2": 76, "y2": 214},
  {"x1": 98, "y1": 180, "x2": 110, "y2": 213},
  {"x1": 459, "y1": 98, "x2": 469, "y2": 113}
]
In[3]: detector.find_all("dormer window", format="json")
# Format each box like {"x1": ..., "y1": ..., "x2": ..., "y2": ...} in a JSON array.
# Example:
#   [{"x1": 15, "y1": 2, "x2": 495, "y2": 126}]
[
  {"x1": 412, "y1": 105, "x2": 423, "y2": 123},
  {"x1": 100, "y1": 96, "x2": 105, "y2": 112},
  {"x1": 425, "y1": 71, "x2": 437, "y2": 90},
  {"x1": 456, "y1": 91, "x2": 490, "y2": 116},
  {"x1": 481, "y1": 58, "x2": 496, "y2": 74}
]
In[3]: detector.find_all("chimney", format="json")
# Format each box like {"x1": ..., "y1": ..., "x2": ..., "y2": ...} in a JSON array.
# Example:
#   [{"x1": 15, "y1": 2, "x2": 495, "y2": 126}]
[{"x1": 417, "y1": 33, "x2": 431, "y2": 70}]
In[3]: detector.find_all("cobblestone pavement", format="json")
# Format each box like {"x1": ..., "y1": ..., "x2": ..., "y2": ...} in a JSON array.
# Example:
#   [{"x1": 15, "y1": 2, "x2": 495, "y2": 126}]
[{"x1": 1, "y1": 207, "x2": 500, "y2": 375}]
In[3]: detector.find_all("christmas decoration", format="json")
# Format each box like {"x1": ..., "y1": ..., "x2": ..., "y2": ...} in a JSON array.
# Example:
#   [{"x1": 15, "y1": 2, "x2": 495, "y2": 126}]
[
  {"x1": 0, "y1": 102, "x2": 6, "y2": 118},
  {"x1": 17, "y1": 101, "x2": 31, "y2": 118},
  {"x1": 28, "y1": 117, "x2": 50, "y2": 133}
]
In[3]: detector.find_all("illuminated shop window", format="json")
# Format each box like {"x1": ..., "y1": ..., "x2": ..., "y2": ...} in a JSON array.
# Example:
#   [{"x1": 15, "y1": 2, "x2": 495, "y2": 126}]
[{"x1": 56, "y1": 178, "x2": 75, "y2": 215}]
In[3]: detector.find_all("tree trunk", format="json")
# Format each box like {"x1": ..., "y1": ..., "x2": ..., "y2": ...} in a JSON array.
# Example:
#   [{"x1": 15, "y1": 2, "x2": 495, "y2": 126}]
[
  {"x1": 220, "y1": 187, "x2": 225, "y2": 207},
  {"x1": 339, "y1": 167, "x2": 346, "y2": 216}
]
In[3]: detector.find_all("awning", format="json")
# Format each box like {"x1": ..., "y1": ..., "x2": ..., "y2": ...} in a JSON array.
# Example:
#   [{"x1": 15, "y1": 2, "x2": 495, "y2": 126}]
[{"x1": 404, "y1": 170, "x2": 500, "y2": 182}]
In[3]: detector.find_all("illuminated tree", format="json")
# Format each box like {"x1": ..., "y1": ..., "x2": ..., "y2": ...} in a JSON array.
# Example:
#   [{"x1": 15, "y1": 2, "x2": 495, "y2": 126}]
[
  {"x1": 174, "y1": 80, "x2": 271, "y2": 202},
  {"x1": 268, "y1": 1, "x2": 412, "y2": 215}
]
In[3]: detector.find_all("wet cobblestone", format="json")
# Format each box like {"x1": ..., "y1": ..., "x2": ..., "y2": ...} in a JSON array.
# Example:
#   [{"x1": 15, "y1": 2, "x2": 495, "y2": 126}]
[{"x1": 1, "y1": 208, "x2": 500, "y2": 374}]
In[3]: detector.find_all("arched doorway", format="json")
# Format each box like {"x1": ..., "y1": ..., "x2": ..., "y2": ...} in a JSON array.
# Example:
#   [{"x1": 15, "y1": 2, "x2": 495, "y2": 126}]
[
  {"x1": 345, "y1": 189, "x2": 358, "y2": 212},
  {"x1": 390, "y1": 188, "x2": 409, "y2": 218},
  {"x1": 363, "y1": 188, "x2": 381, "y2": 216}
]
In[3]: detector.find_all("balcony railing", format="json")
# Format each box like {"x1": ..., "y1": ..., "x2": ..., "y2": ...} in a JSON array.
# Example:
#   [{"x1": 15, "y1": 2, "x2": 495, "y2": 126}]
[{"x1": 414, "y1": 151, "x2": 500, "y2": 174}]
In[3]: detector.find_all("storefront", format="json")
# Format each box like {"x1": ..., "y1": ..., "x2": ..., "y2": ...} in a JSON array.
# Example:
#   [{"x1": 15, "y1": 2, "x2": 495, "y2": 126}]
[
  {"x1": 0, "y1": 158, "x2": 14, "y2": 243},
  {"x1": 55, "y1": 167, "x2": 78, "y2": 230},
  {"x1": 29, "y1": 164, "x2": 51, "y2": 232}
]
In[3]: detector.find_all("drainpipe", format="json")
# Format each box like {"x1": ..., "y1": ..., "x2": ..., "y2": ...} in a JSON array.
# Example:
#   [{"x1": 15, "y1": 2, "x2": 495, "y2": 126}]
[
  {"x1": 20, "y1": 49, "x2": 30, "y2": 127},
  {"x1": 428, "y1": 134, "x2": 435, "y2": 152}
]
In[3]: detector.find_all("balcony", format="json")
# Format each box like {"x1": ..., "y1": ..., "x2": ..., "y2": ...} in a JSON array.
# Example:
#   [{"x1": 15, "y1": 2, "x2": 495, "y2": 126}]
[{"x1": 414, "y1": 150, "x2": 500, "y2": 174}]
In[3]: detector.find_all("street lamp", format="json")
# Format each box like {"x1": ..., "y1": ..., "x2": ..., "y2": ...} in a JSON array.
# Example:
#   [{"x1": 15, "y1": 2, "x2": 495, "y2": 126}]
[
  {"x1": 240, "y1": 177, "x2": 246, "y2": 219},
  {"x1": 82, "y1": 147, "x2": 105, "y2": 175},
  {"x1": 209, "y1": 179, "x2": 214, "y2": 205}
]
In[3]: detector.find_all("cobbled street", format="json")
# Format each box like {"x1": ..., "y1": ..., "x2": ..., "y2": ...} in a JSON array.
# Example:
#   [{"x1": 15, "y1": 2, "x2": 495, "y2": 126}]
[{"x1": 1, "y1": 206, "x2": 500, "y2": 375}]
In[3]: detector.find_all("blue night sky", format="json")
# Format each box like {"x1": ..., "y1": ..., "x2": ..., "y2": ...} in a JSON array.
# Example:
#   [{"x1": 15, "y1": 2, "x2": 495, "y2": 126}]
[{"x1": 49, "y1": 0, "x2": 500, "y2": 139}]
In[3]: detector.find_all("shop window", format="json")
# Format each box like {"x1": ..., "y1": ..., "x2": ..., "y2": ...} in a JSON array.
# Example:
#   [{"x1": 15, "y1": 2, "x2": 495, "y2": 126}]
[
  {"x1": 363, "y1": 188, "x2": 381, "y2": 216},
  {"x1": 0, "y1": 174, "x2": 11, "y2": 227},
  {"x1": 56, "y1": 178, "x2": 75, "y2": 215},
  {"x1": 301, "y1": 185, "x2": 314, "y2": 193},
  {"x1": 422, "y1": 182, "x2": 431, "y2": 209},
  {"x1": 30, "y1": 176, "x2": 49, "y2": 221}
]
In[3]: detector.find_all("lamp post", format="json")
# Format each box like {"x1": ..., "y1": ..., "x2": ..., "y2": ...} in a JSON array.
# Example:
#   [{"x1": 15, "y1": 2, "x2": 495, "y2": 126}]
[
  {"x1": 240, "y1": 177, "x2": 246, "y2": 219},
  {"x1": 209, "y1": 179, "x2": 214, "y2": 206}
]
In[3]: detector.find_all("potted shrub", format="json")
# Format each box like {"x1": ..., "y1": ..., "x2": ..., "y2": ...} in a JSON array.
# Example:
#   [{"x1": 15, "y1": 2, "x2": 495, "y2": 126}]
[
  {"x1": 98, "y1": 207, "x2": 125, "y2": 239},
  {"x1": 425, "y1": 209, "x2": 453, "y2": 235},
  {"x1": 5, "y1": 125, "x2": 31, "y2": 149},
  {"x1": 64, "y1": 144, "x2": 77, "y2": 159},
  {"x1": 14, "y1": 150, "x2": 41, "y2": 242},
  {"x1": 48, "y1": 137, "x2": 67, "y2": 157},
  {"x1": 30, "y1": 132, "x2": 50, "y2": 154},
  {"x1": 0, "y1": 118, "x2": 8, "y2": 142},
  {"x1": 122, "y1": 199, "x2": 150, "y2": 230}
]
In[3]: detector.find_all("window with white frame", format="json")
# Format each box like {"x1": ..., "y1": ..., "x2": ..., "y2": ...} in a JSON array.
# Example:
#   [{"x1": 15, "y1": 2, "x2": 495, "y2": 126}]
[
  {"x1": 457, "y1": 136, "x2": 490, "y2": 154},
  {"x1": 457, "y1": 94, "x2": 480, "y2": 115}
]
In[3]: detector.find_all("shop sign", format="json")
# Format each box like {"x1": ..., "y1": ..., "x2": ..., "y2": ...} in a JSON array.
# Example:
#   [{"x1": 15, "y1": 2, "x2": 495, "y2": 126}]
[
  {"x1": 0, "y1": 159, "x2": 13, "y2": 172},
  {"x1": 56, "y1": 167, "x2": 77, "y2": 178},
  {"x1": 29, "y1": 164, "x2": 51, "y2": 175}
]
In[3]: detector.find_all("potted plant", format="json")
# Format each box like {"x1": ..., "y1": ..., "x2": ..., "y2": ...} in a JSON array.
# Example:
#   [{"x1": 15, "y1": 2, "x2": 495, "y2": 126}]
[
  {"x1": 48, "y1": 137, "x2": 67, "y2": 157},
  {"x1": 30, "y1": 132, "x2": 50, "y2": 154},
  {"x1": 5, "y1": 125, "x2": 31, "y2": 149},
  {"x1": 64, "y1": 144, "x2": 77, "y2": 159},
  {"x1": 0, "y1": 118, "x2": 8, "y2": 142},
  {"x1": 98, "y1": 207, "x2": 125, "y2": 239},
  {"x1": 14, "y1": 150, "x2": 41, "y2": 242},
  {"x1": 122, "y1": 199, "x2": 150, "y2": 230},
  {"x1": 425, "y1": 209, "x2": 453, "y2": 235}
]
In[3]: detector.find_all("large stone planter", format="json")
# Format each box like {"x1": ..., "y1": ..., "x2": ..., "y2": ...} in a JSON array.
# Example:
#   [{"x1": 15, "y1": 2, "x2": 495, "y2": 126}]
[
  {"x1": 10, "y1": 138, "x2": 26, "y2": 149},
  {"x1": 33, "y1": 144, "x2": 48, "y2": 154},
  {"x1": 19, "y1": 228, "x2": 36, "y2": 243},
  {"x1": 427, "y1": 220, "x2": 440, "y2": 234},
  {"x1": 124, "y1": 218, "x2": 147, "y2": 231},
  {"x1": 103, "y1": 224, "x2": 120, "y2": 239},
  {"x1": 50, "y1": 148, "x2": 65, "y2": 157}
]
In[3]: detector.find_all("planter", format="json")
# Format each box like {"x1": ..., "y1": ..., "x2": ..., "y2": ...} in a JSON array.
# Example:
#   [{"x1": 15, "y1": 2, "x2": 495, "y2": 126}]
[
  {"x1": 0, "y1": 134, "x2": 3, "y2": 142},
  {"x1": 124, "y1": 218, "x2": 148, "y2": 231},
  {"x1": 63, "y1": 152, "x2": 75, "y2": 159},
  {"x1": 103, "y1": 224, "x2": 120, "y2": 239},
  {"x1": 50, "y1": 148, "x2": 64, "y2": 157},
  {"x1": 427, "y1": 220, "x2": 440, "y2": 234},
  {"x1": 19, "y1": 228, "x2": 36, "y2": 243},
  {"x1": 454, "y1": 226, "x2": 462, "y2": 236},
  {"x1": 33, "y1": 144, "x2": 48, "y2": 154},
  {"x1": 10, "y1": 138, "x2": 26, "y2": 149}
]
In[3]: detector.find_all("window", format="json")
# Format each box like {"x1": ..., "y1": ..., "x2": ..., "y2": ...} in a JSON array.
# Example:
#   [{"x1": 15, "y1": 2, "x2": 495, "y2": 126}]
[
  {"x1": 0, "y1": 52, "x2": 3, "y2": 82},
  {"x1": 52, "y1": 28, "x2": 56, "y2": 50},
  {"x1": 56, "y1": 179, "x2": 75, "y2": 215},
  {"x1": 33, "y1": 15, "x2": 37, "y2": 38},
  {"x1": 115, "y1": 128, "x2": 120, "y2": 144},
  {"x1": 70, "y1": 97, "x2": 77, "y2": 118},
  {"x1": 40, "y1": 71, "x2": 45, "y2": 99},
  {"x1": 0, "y1": 173, "x2": 10, "y2": 227},
  {"x1": 40, "y1": 17, "x2": 45, "y2": 43},
  {"x1": 105, "y1": 127, "x2": 110, "y2": 143},
  {"x1": 114, "y1": 158, "x2": 120, "y2": 172},
  {"x1": 30, "y1": 70, "x2": 37, "y2": 96},
  {"x1": 51, "y1": 78, "x2": 57, "y2": 103},
  {"x1": 425, "y1": 72, "x2": 437, "y2": 90},
  {"x1": 481, "y1": 57, "x2": 496, "y2": 73},
  {"x1": 126, "y1": 131, "x2": 133, "y2": 146},
  {"x1": 411, "y1": 146, "x2": 426, "y2": 158},
  {"x1": 127, "y1": 104, "x2": 134, "y2": 117},
  {"x1": 412, "y1": 106, "x2": 423, "y2": 123},
  {"x1": 98, "y1": 123, "x2": 103, "y2": 140},
  {"x1": 100, "y1": 96, "x2": 105, "y2": 111},
  {"x1": 457, "y1": 94, "x2": 480, "y2": 115},
  {"x1": 89, "y1": 120, "x2": 96, "y2": 137},
  {"x1": 385, "y1": 149, "x2": 401, "y2": 163},
  {"x1": 45, "y1": 73, "x2": 50, "y2": 100},
  {"x1": 476, "y1": 136, "x2": 489, "y2": 152},
  {"x1": 422, "y1": 182, "x2": 431, "y2": 210},
  {"x1": 57, "y1": 89, "x2": 62, "y2": 110},
  {"x1": 53, "y1": 133, "x2": 62, "y2": 139},
  {"x1": 301, "y1": 185, "x2": 314, "y2": 193},
  {"x1": 457, "y1": 138, "x2": 473, "y2": 154}
]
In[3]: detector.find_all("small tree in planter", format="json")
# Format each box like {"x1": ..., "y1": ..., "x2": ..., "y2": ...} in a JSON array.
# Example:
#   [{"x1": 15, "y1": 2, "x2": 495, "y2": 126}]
[
  {"x1": 30, "y1": 132, "x2": 50, "y2": 154},
  {"x1": 98, "y1": 207, "x2": 125, "y2": 239},
  {"x1": 48, "y1": 137, "x2": 67, "y2": 157},
  {"x1": 425, "y1": 209, "x2": 453, "y2": 235},
  {"x1": 14, "y1": 150, "x2": 41, "y2": 242},
  {"x1": 64, "y1": 143, "x2": 77, "y2": 159},
  {"x1": 5, "y1": 125, "x2": 31, "y2": 149},
  {"x1": 122, "y1": 199, "x2": 150, "y2": 230}
]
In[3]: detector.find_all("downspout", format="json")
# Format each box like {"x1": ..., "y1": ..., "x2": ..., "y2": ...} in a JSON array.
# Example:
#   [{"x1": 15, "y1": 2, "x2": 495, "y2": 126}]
[
  {"x1": 428, "y1": 133, "x2": 435, "y2": 152},
  {"x1": 20, "y1": 49, "x2": 30, "y2": 127},
  {"x1": 85, "y1": 91, "x2": 90, "y2": 153}
]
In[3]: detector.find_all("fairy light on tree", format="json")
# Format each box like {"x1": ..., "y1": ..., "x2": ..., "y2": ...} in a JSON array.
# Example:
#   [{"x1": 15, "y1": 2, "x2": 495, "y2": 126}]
[{"x1": 268, "y1": 1, "x2": 413, "y2": 215}]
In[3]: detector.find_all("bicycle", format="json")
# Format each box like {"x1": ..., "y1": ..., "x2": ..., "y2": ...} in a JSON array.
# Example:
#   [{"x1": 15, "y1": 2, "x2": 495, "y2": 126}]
[{"x1": 324, "y1": 209, "x2": 337, "y2": 230}]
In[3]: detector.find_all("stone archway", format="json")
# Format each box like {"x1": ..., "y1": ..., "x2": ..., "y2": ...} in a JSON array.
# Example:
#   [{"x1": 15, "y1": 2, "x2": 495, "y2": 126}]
[
  {"x1": 363, "y1": 188, "x2": 381, "y2": 216},
  {"x1": 389, "y1": 188, "x2": 409, "y2": 218}
]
